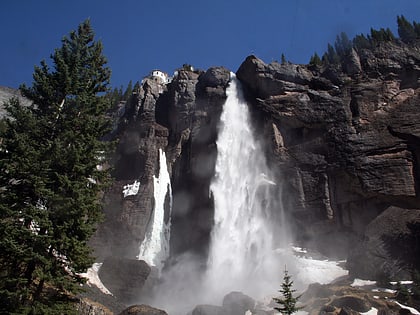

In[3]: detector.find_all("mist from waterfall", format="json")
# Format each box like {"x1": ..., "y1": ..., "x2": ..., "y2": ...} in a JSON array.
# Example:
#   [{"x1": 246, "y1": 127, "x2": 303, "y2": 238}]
[{"x1": 137, "y1": 148, "x2": 172, "y2": 273}]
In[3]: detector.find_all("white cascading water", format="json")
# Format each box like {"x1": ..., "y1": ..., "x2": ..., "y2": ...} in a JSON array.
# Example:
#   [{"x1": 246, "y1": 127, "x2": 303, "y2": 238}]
[
  {"x1": 205, "y1": 74, "x2": 282, "y2": 301},
  {"x1": 137, "y1": 148, "x2": 172, "y2": 273}
]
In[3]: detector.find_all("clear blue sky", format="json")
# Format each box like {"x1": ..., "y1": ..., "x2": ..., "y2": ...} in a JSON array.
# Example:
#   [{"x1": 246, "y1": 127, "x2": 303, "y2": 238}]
[{"x1": 1, "y1": 0, "x2": 419, "y2": 89}]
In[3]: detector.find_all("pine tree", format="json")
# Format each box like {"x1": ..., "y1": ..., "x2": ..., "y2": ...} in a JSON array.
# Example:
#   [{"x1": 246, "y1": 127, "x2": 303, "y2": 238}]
[
  {"x1": 273, "y1": 268, "x2": 303, "y2": 315},
  {"x1": 281, "y1": 53, "x2": 287, "y2": 65},
  {"x1": 397, "y1": 15, "x2": 417, "y2": 43},
  {"x1": 0, "y1": 20, "x2": 112, "y2": 313},
  {"x1": 334, "y1": 32, "x2": 353, "y2": 58},
  {"x1": 309, "y1": 52, "x2": 322, "y2": 67}
]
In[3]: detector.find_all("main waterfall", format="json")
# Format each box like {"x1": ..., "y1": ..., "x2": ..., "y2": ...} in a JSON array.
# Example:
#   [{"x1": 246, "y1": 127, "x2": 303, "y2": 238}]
[{"x1": 205, "y1": 74, "x2": 282, "y2": 300}]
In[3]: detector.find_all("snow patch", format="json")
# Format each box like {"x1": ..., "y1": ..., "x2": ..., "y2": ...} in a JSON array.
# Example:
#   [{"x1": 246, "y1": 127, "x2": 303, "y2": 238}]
[
  {"x1": 351, "y1": 279, "x2": 377, "y2": 287},
  {"x1": 395, "y1": 302, "x2": 420, "y2": 315},
  {"x1": 390, "y1": 281, "x2": 413, "y2": 285},
  {"x1": 80, "y1": 263, "x2": 113, "y2": 296},
  {"x1": 123, "y1": 180, "x2": 140, "y2": 198},
  {"x1": 361, "y1": 307, "x2": 378, "y2": 315},
  {"x1": 294, "y1": 256, "x2": 348, "y2": 286}
]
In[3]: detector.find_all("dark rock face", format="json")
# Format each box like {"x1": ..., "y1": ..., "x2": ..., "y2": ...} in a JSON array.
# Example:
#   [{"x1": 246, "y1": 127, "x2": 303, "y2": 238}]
[
  {"x1": 90, "y1": 67, "x2": 230, "y2": 300},
  {"x1": 237, "y1": 41, "x2": 420, "y2": 276}
]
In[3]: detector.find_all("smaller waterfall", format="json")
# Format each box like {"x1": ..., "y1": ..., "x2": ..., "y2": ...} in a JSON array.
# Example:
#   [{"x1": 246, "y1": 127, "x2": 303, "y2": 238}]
[{"x1": 137, "y1": 149, "x2": 172, "y2": 272}]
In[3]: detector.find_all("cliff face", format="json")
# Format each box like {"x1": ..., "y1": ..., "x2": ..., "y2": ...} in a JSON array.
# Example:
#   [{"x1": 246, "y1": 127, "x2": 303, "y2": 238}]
[
  {"x1": 90, "y1": 67, "x2": 230, "y2": 273},
  {"x1": 236, "y1": 41, "x2": 420, "y2": 278},
  {"x1": 91, "y1": 41, "x2": 420, "y2": 290}
]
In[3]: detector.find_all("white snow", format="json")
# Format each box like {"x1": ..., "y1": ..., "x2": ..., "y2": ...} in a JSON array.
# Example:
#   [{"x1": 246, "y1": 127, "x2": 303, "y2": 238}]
[
  {"x1": 384, "y1": 289, "x2": 397, "y2": 294},
  {"x1": 390, "y1": 281, "x2": 413, "y2": 285},
  {"x1": 361, "y1": 307, "x2": 378, "y2": 315},
  {"x1": 292, "y1": 246, "x2": 308, "y2": 254},
  {"x1": 123, "y1": 180, "x2": 140, "y2": 198},
  {"x1": 137, "y1": 149, "x2": 172, "y2": 273},
  {"x1": 351, "y1": 279, "x2": 377, "y2": 287},
  {"x1": 80, "y1": 263, "x2": 113, "y2": 296},
  {"x1": 395, "y1": 302, "x2": 420, "y2": 315}
]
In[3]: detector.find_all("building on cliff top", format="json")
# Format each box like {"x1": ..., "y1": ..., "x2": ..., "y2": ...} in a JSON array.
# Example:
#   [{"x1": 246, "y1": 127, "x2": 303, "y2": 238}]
[{"x1": 148, "y1": 70, "x2": 171, "y2": 84}]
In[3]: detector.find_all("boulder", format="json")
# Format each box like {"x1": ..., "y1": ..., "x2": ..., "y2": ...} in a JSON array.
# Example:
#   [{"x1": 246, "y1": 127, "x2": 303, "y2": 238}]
[
  {"x1": 222, "y1": 291, "x2": 255, "y2": 315},
  {"x1": 118, "y1": 304, "x2": 167, "y2": 315},
  {"x1": 347, "y1": 206, "x2": 420, "y2": 279},
  {"x1": 191, "y1": 304, "x2": 224, "y2": 315},
  {"x1": 330, "y1": 295, "x2": 371, "y2": 313},
  {"x1": 98, "y1": 257, "x2": 151, "y2": 304}
]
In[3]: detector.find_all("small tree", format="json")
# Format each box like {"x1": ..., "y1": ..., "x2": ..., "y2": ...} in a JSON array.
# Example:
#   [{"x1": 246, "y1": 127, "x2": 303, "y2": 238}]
[
  {"x1": 281, "y1": 53, "x2": 287, "y2": 65},
  {"x1": 397, "y1": 15, "x2": 417, "y2": 44},
  {"x1": 273, "y1": 268, "x2": 302, "y2": 315},
  {"x1": 309, "y1": 52, "x2": 322, "y2": 67}
]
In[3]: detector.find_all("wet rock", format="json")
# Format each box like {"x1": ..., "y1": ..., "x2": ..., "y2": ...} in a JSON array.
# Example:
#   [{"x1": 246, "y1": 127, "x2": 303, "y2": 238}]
[{"x1": 191, "y1": 304, "x2": 224, "y2": 315}]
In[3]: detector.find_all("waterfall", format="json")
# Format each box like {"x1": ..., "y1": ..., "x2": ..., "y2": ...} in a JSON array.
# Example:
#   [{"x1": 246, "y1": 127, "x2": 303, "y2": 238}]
[
  {"x1": 205, "y1": 74, "x2": 281, "y2": 300},
  {"x1": 137, "y1": 148, "x2": 172, "y2": 273}
]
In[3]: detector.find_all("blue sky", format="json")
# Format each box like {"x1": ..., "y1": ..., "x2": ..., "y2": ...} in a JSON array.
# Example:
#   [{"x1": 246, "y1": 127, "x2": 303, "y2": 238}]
[{"x1": 1, "y1": 0, "x2": 419, "y2": 89}]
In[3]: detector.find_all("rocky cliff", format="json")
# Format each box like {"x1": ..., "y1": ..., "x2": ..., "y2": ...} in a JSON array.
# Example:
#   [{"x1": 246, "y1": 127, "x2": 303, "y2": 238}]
[
  {"x1": 236, "y1": 41, "x2": 420, "y2": 279},
  {"x1": 3, "y1": 38, "x2": 418, "y2": 312},
  {"x1": 91, "y1": 40, "x2": 420, "y2": 294}
]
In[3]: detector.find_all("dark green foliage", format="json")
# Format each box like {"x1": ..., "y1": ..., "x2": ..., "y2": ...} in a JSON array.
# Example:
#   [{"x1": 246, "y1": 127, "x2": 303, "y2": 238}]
[
  {"x1": 324, "y1": 43, "x2": 340, "y2": 65},
  {"x1": 106, "y1": 80, "x2": 139, "y2": 109},
  {"x1": 396, "y1": 282, "x2": 411, "y2": 303},
  {"x1": 370, "y1": 27, "x2": 395, "y2": 43},
  {"x1": 281, "y1": 53, "x2": 287, "y2": 65},
  {"x1": 309, "y1": 52, "x2": 322, "y2": 67},
  {"x1": 334, "y1": 32, "x2": 353, "y2": 58},
  {"x1": 353, "y1": 34, "x2": 372, "y2": 50},
  {"x1": 398, "y1": 15, "x2": 417, "y2": 44},
  {"x1": 122, "y1": 80, "x2": 133, "y2": 101},
  {"x1": 0, "y1": 20, "x2": 112, "y2": 313},
  {"x1": 273, "y1": 268, "x2": 302, "y2": 315}
]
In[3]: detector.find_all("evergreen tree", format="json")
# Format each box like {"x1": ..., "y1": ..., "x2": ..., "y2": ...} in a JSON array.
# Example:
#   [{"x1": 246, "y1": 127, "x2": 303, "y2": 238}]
[
  {"x1": 397, "y1": 15, "x2": 417, "y2": 43},
  {"x1": 353, "y1": 33, "x2": 372, "y2": 50},
  {"x1": 325, "y1": 43, "x2": 340, "y2": 65},
  {"x1": 309, "y1": 52, "x2": 322, "y2": 67},
  {"x1": 0, "y1": 20, "x2": 112, "y2": 314},
  {"x1": 334, "y1": 32, "x2": 353, "y2": 58},
  {"x1": 281, "y1": 53, "x2": 287, "y2": 65},
  {"x1": 273, "y1": 268, "x2": 302, "y2": 315},
  {"x1": 122, "y1": 80, "x2": 133, "y2": 101}
]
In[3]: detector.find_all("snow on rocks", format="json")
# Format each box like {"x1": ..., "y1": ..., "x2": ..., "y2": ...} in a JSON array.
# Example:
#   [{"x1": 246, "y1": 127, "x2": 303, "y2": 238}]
[{"x1": 122, "y1": 180, "x2": 140, "y2": 198}]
